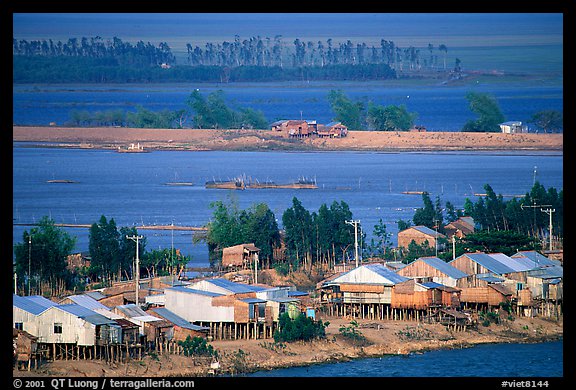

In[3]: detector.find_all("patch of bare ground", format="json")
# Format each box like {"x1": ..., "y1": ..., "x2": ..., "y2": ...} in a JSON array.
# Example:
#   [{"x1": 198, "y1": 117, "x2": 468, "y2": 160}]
[{"x1": 13, "y1": 126, "x2": 563, "y2": 152}]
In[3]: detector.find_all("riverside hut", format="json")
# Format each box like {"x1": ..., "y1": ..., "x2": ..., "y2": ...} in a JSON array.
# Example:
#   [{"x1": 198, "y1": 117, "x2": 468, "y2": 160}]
[
  {"x1": 397, "y1": 226, "x2": 446, "y2": 250},
  {"x1": 317, "y1": 263, "x2": 412, "y2": 320},
  {"x1": 396, "y1": 256, "x2": 468, "y2": 287}
]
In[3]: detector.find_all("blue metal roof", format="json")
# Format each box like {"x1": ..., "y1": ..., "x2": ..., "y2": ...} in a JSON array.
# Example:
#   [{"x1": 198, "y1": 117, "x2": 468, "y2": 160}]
[
  {"x1": 240, "y1": 298, "x2": 267, "y2": 304},
  {"x1": 418, "y1": 257, "x2": 468, "y2": 279},
  {"x1": 487, "y1": 253, "x2": 534, "y2": 272},
  {"x1": 325, "y1": 121, "x2": 341, "y2": 127},
  {"x1": 27, "y1": 295, "x2": 57, "y2": 309},
  {"x1": 288, "y1": 290, "x2": 309, "y2": 297},
  {"x1": 62, "y1": 295, "x2": 110, "y2": 311},
  {"x1": 512, "y1": 251, "x2": 561, "y2": 267},
  {"x1": 167, "y1": 286, "x2": 223, "y2": 297},
  {"x1": 365, "y1": 263, "x2": 409, "y2": 284},
  {"x1": 56, "y1": 304, "x2": 116, "y2": 326},
  {"x1": 527, "y1": 265, "x2": 563, "y2": 279},
  {"x1": 13, "y1": 294, "x2": 50, "y2": 315},
  {"x1": 412, "y1": 225, "x2": 445, "y2": 237},
  {"x1": 149, "y1": 308, "x2": 209, "y2": 331},
  {"x1": 459, "y1": 253, "x2": 515, "y2": 275},
  {"x1": 419, "y1": 281, "x2": 444, "y2": 289},
  {"x1": 207, "y1": 278, "x2": 257, "y2": 294}
]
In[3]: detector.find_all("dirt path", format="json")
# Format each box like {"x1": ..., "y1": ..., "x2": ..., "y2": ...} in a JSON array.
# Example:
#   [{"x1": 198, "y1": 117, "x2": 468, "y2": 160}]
[{"x1": 13, "y1": 126, "x2": 563, "y2": 152}]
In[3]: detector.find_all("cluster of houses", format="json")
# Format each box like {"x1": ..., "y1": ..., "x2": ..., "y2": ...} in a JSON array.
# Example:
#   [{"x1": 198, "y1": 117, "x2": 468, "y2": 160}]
[
  {"x1": 318, "y1": 249, "x2": 562, "y2": 326},
  {"x1": 270, "y1": 119, "x2": 348, "y2": 138},
  {"x1": 13, "y1": 270, "x2": 311, "y2": 369},
  {"x1": 13, "y1": 215, "x2": 562, "y2": 369}
]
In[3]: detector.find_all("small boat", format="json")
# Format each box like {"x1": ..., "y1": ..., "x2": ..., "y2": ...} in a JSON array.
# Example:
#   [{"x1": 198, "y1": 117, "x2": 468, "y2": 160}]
[
  {"x1": 402, "y1": 190, "x2": 427, "y2": 195},
  {"x1": 46, "y1": 179, "x2": 78, "y2": 184},
  {"x1": 117, "y1": 143, "x2": 148, "y2": 153},
  {"x1": 164, "y1": 182, "x2": 194, "y2": 186}
]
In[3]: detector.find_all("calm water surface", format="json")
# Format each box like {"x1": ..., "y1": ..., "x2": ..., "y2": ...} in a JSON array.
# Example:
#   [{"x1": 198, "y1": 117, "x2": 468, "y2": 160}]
[
  {"x1": 12, "y1": 147, "x2": 563, "y2": 266},
  {"x1": 246, "y1": 340, "x2": 563, "y2": 377}
]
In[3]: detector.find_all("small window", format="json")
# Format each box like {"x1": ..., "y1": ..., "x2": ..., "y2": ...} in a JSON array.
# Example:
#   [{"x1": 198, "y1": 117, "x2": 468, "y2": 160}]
[
  {"x1": 54, "y1": 323, "x2": 63, "y2": 334},
  {"x1": 15, "y1": 322, "x2": 23, "y2": 330},
  {"x1": 516, "y1": 283, "x2": 524, "y2": 291}
]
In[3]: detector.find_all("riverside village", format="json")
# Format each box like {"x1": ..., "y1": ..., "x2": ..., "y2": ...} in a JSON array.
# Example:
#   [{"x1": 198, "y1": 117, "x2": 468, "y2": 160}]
[{"x1": 13, "y1": 209, "x2": 563, "y2": 376}]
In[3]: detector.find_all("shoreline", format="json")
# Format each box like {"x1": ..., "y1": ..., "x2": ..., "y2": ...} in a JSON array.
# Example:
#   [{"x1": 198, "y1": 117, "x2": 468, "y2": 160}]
[
  {"x1": 14, "y1": 315, "x2": 562, "y2": 378},
  {"x1": 13, "y1": 126, "x2": 563, "y2": 153}
]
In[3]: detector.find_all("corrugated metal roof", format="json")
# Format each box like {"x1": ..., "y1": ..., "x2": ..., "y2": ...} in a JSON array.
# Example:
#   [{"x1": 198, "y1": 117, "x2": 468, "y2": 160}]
[
  {"x1": 149, "y1": 308, "x2": 209, "y2": 331},
  {"x1": 61, "y1": 295, "x2": 110, "y2": 311},
  {"x1": 475, "y1": 273, "x2": 505, "y2": 283},
  {"x1": 207, "y1": 278, "x2": 257, "y2": 294},
  {"x1": 56, "y1": 304, "x2": 117, "y2": 326},
  {"x1": 527, "y1": 265, "x2": 563, "y2": 279},
  {"x1": 418, "y1": 281, "x2": 444, "y2": 289},
  {"x1": 27, "y1": 295, "x2": 57, "y2": 308},
  {"x1": 487, "y1": 253, "x2": 534, "y2": 272},
  {"x1": 240, "y1": 298, "x2": 267, "y2": 304},
  {"x1": 131, "y1": 315, "x2": 163, "y2": 323},
  {"x1": 332, "y1": 263, "x2": 409, "y2": 286},
  {"x1": 167, "y1": 286, "x2": 223, "y2": 297},
  {"x1": 288, "y1": 291, "x2": 309, "y2": 297},
  {"x1": 13, "y1": 294, "x2": 50, "y2": 315},
  {"x1": 83, "y1": 291, "x2": 107, "y2": 300},
  {"x1": 267, "y1": 297, "x2": 299, "y2": 303},
  {"x1": 459, "y1": 253, "x2": 515, "y2": 275},
  {"x1": 418, "y1": 257, "x2": 468, "y2": 279},
  {"x1": 365, "y1": 264, "x2": 409, "y2": 284},
  {"x1": 115, "y1": 304, "x2": 148, "y2": 318},
  {"x1": 412, "y1": 225, "x2": 446, "y2": 238},
  {"x1": 512, "y1": 251, "x2": 561, "y2": 267}
]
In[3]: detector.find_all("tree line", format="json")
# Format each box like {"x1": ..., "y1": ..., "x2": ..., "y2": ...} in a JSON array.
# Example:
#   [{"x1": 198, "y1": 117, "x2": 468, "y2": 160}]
[
  {"x1": 14, "y1": 35, "x2": 463, "y2": 84},
  {"x1": 13, "y1": 35, "x2": 453, "y2": 72},
  {"x1": 63, "y1": 87, "x2": 562, "y2": 135},
  {"x1": 13, "y1": 215, "x2": 189, "y2": 296},
  {"x1": 13, "y1": 181, "x2": 562, "y2": 295}
]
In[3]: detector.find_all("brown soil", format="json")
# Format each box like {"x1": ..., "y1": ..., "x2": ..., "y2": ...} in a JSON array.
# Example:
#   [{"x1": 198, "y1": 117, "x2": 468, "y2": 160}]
[
  {"x1": 13, "y1": 314, "x2": 562, "y2": 378},
  {"x1": 13, "y1": 126, "x2": 563, "y2": 152}
]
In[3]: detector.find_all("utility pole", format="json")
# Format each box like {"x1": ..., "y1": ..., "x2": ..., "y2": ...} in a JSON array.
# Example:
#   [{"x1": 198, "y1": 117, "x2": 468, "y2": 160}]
[
  {"x1": 433, "y1": 218, "x2": 439, "y2": 257},
  {"x1": 521, "y1": 203, "x2": 552, "y2": 249},
  {"x1": 126, "y1": 235, "x2": 143, "y2": 306},
  {"x1": 541, "y1": 208, "x2": 556, "y2": 251},
  {"x1": 28, "y1": 235, "x2": 32, "y2": 296},
  {"x1": 345, "y1": 220, "x2": 361, "y2": 268}
]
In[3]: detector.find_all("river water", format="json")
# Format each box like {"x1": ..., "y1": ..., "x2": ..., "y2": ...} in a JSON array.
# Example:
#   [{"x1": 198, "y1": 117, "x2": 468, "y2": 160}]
[
  {"x1": 12, "y1": 81, "x2": 563, "y2": 132},
  {"x1": 245, "y1": 339, "x2": 563, "y2": 377},
  {"x1": 12, "y1": 146, "x2": 563, "y2": 266}
]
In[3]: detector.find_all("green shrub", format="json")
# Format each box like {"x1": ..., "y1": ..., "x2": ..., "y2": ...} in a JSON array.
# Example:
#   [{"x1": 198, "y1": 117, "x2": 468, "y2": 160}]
[
  {"x1": 178, "y1": 336, "x2": 217, "y2": 357},
  {"x1": 273, "y1": 312, "x2": 327, "y2": 343}
]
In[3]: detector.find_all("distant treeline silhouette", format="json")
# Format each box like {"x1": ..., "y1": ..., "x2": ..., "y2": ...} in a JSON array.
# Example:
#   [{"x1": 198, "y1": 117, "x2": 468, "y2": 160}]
[{"x1": 13, "y1": 35, "x2": 457, "y2": 83}]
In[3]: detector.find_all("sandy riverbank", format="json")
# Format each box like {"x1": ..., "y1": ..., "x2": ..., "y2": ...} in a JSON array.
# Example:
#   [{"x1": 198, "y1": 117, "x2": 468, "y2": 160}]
[
  {"x1": 13, "y1": 314, "x2": 562, "y2": 378},
  {"x1": 13, "y1": 126, "x2": 563, "y2": 153}
]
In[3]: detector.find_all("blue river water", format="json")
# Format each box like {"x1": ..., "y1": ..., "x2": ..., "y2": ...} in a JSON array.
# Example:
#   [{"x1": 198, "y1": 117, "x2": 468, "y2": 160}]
[
  {"x1": 12, "y1": 81, "x2": 563, "y2": 132},
  {"x1": 12, "y1": 147, "x2": 563, "y2": 266},
  {"x1": 245, "y1": 339, "x2": 563, "y2": 377}
]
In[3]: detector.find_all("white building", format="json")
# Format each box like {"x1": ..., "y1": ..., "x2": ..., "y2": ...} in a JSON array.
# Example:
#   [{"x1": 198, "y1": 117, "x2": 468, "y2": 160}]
[{"x1": 499, "y1": 121, "x2": 528, "y2": 133}]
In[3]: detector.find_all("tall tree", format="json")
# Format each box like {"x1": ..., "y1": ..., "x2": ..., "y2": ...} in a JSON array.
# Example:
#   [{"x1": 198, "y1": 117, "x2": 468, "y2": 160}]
[
  {"x1": 89, "y1": 215, "x2": 121, "y2": 283},
  {"x1": 327, "y1": 89, "x2": 364, "y2": 130},
  {"x1": 14, "y1": 216, "x2": 76, "y2": 295},
  {"x1": 529, "y1": 110, "x2": 563, "y2": 133},
  {"x1": 462, "y1": 92, "x2": 505, "y2": 132}
]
